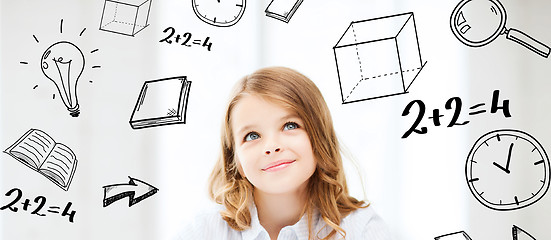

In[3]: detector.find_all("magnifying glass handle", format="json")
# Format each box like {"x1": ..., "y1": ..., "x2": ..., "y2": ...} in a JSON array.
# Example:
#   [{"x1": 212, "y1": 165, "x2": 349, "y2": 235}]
[{"x1": 506, "y1": 28, "x2": 550, "y2": 58}]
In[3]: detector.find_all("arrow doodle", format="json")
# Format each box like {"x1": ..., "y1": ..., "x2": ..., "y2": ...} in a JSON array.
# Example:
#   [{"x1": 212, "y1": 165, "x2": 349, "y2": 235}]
[{"x1": 102, "y1": 176, "x2": 158, "y2": 207}]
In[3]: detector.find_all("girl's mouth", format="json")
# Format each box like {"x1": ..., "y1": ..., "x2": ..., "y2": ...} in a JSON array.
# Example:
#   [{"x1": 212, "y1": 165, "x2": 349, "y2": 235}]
[{"x1": 262, "y1": 160, "x2": 296, "y2": 172}]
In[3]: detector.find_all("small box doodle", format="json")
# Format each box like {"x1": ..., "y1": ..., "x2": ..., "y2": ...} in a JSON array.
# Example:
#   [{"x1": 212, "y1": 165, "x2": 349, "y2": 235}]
[
  {"x1": 99, "y1": 0, "x2": 152, "y2": 36},
  {"x1": 333, "y1": 12, "x2": 426, "y2": 104}
]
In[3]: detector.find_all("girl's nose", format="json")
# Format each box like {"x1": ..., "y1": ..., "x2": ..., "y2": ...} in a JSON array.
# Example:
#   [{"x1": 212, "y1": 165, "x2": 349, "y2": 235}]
[{"x1": 265, "y1": 148, "x2": 281, "y2": 155}]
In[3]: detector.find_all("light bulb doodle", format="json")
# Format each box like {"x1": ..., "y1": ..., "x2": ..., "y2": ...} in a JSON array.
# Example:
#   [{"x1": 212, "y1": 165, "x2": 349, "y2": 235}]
[
  {"x1": 41, "y1": 42, "x2": 85, "y2": 117},
  {"x1": 19, "y1": 19, "x2": 101, "y2": 117}
]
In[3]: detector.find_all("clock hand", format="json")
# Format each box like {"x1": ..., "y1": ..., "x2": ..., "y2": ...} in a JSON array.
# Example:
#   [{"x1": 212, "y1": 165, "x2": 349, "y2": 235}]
[
  {"x1": 505, "y1": 142, "x2": 514, "y2": 171},
  {"x1": 492, "y1": 143, "x2": 514, "y2": 174},
  {"x1": 493, "y1": 161, "x2": 511, "y2": 174}
]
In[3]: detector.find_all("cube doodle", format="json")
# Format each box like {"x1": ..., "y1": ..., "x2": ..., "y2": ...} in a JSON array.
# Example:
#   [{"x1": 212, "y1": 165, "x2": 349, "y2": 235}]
[
  {"x1": 99, "y1": 0, "x2": 152, "y2": 37},
  {"x1": 333, "y1": 12, "x2": 426, "y2": 104}
]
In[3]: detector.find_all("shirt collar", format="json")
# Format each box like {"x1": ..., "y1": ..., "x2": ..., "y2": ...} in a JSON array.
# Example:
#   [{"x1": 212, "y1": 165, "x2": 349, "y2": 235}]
[{"x1": 241, "y1": 204, "x2": 322, "y2": 240}]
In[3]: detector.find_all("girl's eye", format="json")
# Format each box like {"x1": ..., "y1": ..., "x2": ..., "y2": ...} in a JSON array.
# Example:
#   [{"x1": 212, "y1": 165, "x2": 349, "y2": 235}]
[
  {"x1": 283, "y1": 122, "x2": 299, "y2": 131},
  {"x1": 244, "y1": 132, "x2": 260, "y2": 142}
]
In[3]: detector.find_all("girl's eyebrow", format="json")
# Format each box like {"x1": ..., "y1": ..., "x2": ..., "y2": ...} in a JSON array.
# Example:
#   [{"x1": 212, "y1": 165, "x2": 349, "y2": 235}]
[
  {"x1": 235, "y1": 124, "x2": 255, "y2": 136},
  {"x1": 279, "y1": 113, "x2": 301, "y2": 122}
]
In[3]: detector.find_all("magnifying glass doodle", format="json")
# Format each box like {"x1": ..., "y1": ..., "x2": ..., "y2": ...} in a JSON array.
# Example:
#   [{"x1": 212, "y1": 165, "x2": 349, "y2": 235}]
[{"x1": 450, "y1": 0, "x2": 550, "y2": 58}]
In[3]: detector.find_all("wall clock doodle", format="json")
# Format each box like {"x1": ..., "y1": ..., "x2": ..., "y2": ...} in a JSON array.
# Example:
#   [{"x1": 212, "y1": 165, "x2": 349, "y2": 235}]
[
  {"x1": 191, "y1": 0, "x2": 246, "y2": 27},
  {"x1": 465, "y1": 129, "x2": 550, "y2": 211}
]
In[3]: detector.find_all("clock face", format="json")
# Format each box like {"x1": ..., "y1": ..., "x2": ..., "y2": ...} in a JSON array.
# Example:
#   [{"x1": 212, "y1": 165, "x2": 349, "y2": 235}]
[
  {"x1": 466, "y1": 129, "x2": 550, "y2": 211},
  {"x1": 192, "y1": 0, "x2": 246, "y2": 27}
]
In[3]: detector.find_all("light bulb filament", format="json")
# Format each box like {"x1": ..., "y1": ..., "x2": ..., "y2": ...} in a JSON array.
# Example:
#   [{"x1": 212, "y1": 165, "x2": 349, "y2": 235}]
[{"x1": 53, "y1": 58, "x2": 73, "y2": 106}]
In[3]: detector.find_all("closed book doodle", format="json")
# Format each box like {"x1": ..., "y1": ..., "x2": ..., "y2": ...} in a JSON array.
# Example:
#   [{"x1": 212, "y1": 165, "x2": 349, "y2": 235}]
[
  {"x1": 129, "y1": 76, "x2": 191, "y2": 129},
  {"x1": 265, "y1": 0, "x2": 304, "y2": 23}
]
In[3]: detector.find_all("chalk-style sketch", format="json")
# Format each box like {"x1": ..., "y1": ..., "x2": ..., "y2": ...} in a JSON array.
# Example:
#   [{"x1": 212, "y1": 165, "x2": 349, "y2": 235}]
[
  {"x1": 333, "y1": 12, "x2": 427, "y2": 104},
  {"x1": 158, "y1": 27, "x2": 213, "y2": 51},
  {"x1": 129, "y1": 76, "x2": 192, "y2": 129},
  {"x1": 435, "y1": 231, "x2": 472, "y2": 240},
  {"x1": 99, "y1": 0, "x2": 152, "y2": 36},
  {"x1": 466, "y1": 129, "x2": 550, "y2": 211},
  {"x1": 450, "y1": 0, "x2": 550, "y2": 58},
  {"x1": 513, "y1": 225, "x2": 536, "y2": 240},
  {"x1": 4, "y1": 129, "x2": 78, "y2": 191},
  {"x1": 401, "y1": 89, "x2": 511, "y2": 139},
  {"x1": 0, "y1": 188, "x2": 77, "y2": 223},
  {"x1": 192, "y1": 0, "x2": 246, "y2": 27},
  {"x1": 102, "y1": 176, "x2": 159, "y2": 207},
  {"x1": 265, "y1": 0, "x2": 303, "y2": 23},
  {"x1": 20, "y1": 19, "x2": 100, "y2": 117},
  {"x1": 41, "y1": 41, "x2": 85, "y2": 117}
]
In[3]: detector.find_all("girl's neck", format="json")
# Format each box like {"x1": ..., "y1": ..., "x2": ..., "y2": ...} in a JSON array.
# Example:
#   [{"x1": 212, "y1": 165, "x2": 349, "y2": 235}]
[{"x1": 253, "y1": 182, "x2": 309, "y2": 240}]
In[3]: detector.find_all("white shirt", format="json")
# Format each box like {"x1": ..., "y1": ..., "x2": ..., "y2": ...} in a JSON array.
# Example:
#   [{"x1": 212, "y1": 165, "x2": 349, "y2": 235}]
[{"x1": 176, "y1": 203, "x2": 392, "y2": 240}]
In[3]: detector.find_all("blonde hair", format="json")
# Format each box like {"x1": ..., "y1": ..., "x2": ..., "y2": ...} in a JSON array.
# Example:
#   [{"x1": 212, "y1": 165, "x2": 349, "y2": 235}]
[{"x1": 209, "y1": 66, "x2": 367, "y2": 239}]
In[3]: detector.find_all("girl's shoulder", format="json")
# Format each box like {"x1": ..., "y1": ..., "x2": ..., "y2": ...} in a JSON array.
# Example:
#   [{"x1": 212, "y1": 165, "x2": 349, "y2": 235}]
[{"x1": 339, "y1": 205, "x2": 393, "y2": 240}]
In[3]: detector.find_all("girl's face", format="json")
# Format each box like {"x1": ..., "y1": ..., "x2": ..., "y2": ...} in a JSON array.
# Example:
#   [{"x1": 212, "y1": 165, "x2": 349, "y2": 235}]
[{"x1": 231, "y1": 94, "x2": 316, "y2": 195}]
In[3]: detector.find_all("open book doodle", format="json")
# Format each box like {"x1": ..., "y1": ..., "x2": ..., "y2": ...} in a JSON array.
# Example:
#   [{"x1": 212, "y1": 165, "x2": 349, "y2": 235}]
[
  {"x1": 129, "y1": 76, "x2": 192, "y2": 129},
  {"x1": 4, "y1": 129, "x2": 77, "y2": 191}
]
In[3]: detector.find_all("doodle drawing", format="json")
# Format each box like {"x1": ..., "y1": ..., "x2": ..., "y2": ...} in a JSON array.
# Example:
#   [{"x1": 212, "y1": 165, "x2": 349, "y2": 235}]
[
  {"x1": 450, "y1": 0, "x2": 550, "y2": 58},
  {"x1": 513, "y1": 225, "x2": 536, "y2": 240},
  {"x1": 0, "y1": 188, "x2": 77, "y2": 223},
  {"x1": 102, "y1": 176, "x2": 159, "y2": 207},
  {"x1": 434, "y1": 231, "x2": 472, "y2": 240},
  {"x1": 333, "y1": 12, "x2": 426, "y2": 104},
  {"x1": 466, "y1": 129, "x2": 550, "y2": 211},
  {"x1": 99, "y1": 0, "x2": 152, "y2": 36},
  {"x1": 4, "y1": 129, "x2": 78, "y2": 191},
  {"x1": 192, "y1": 0, "x2": 246, "y2": 27},
  {"x1": 41, "y1": 41, "x2": 85, "y2": 117},
  {"x1": 129, "y1": 76, "x2": 192, "y2": 129},
  {"x1": 22, "y1": 19, "x2": 101, "y2": 117},
  {"x1": 265, "y1": 0, "x2": 304, "y2": 23}
]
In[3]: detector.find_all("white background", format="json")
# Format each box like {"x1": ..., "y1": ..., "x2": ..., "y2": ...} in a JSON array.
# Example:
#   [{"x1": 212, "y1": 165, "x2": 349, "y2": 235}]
[{"x1": 1, "y1": 0, "x2": 551, "y2": 239}]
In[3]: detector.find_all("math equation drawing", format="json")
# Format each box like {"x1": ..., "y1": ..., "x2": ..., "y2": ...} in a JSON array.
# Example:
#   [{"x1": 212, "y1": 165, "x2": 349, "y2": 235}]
[
  {"x1": 192, "y1": 0, "x2": 246, "y2": 27},
  {"x1": 103, "y1": 176, "x2": 159, "y2": 207},
  {"x1": 333, "y1": 12, "x2": 426, "y2": 104},
  {"x1": 99, "y1": 0, "x2": 152, "y2": 36},
  {"x1": 0, "y1": 188, "x2": 77, "y2": 223},
  {"x1": 4, "y1": 129, "x2": 78, "y2": 191},
  {"x1": 129, "y1": 76, "x2": 192, "y2": 129},
  {"x1": 466, "y1": 129, "x2": 550, "y2": 211},
  {"x1": 265, "y1": 0, "x2": 304, "y2": 23},
  {"x1": 450, "y1": 0, "x2": 550, "y2": 58}
]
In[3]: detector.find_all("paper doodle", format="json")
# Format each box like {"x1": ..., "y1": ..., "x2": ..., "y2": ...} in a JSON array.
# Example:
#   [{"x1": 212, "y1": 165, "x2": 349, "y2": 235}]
[
  {"x1": 333, "y1": 12, "x2": 426, "y2": 104},
  {"x1": 192, "y1": 0, "x2": 246, "y2": 27},
  {"x1": 435, "y1": 231, "x2": 472, "y2": 240},
  {"x1": 450, "y1": 0, "x2": 550, "y2": 58},
  {"x1": 4, "y1": 129, "x2": 78, "y2": 191},
  {"x1": 402, "y1": 90, "x2": 511, "y2": 138},
  {"x1": 102, "y1": 176, "x2": 159, "y2": 207},
  {"x1": 99, "y1": 0, "x2": 152, "y2": 36},
  {"x1": 129, "y1": 76, "x2": 192, "y2": 129},
  {"x1": 20, "y1": 19, "x2": 101, "y2": 117},
  {"x1": 265, "y1": 0, "x2": 303, "y2": 23},
  {"x1": 0, "y1": 188, "x2": 76, "y2": 223},
  {"x1": 466, "y1": 129, "x2": 550, "y2": 211}
]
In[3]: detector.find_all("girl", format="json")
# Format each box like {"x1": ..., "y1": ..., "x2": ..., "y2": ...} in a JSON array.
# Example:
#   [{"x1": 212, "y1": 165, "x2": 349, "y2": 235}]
[{"x1": 178, "y1": 67, "x2": 391, "y2": 240}]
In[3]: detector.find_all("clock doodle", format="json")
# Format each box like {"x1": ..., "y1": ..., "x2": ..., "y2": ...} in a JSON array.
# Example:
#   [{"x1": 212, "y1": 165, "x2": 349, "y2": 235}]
[
  {"x1": 466, "y1": 129, "x2": 550, "y2": 211},
  {"x1": 192, "y1": 0, "x2": 246, "y2": 27}
]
